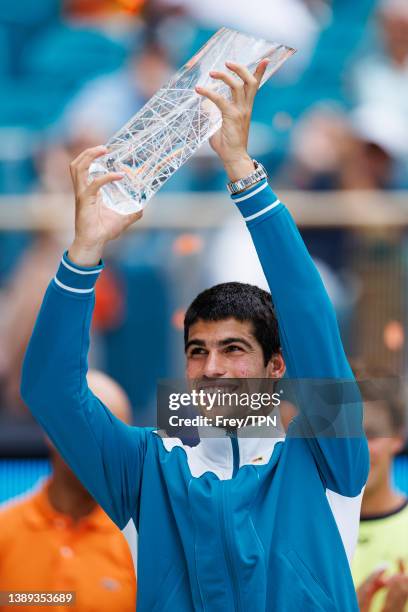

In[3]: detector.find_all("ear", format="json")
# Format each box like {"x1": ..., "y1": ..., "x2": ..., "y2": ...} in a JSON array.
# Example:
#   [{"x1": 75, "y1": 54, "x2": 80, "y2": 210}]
[
  {"x1": 391, "y1": 435, "x2": 405, "y2": 455},
  {"x1": 267, "y1": 352, "x2": 286, "y2": 379}
]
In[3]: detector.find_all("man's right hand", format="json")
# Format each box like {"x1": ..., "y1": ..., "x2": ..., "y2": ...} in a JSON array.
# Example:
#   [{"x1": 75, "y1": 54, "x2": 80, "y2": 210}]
[{"x1": 68, "y1": 146, "x2": 143, "y2": 267}]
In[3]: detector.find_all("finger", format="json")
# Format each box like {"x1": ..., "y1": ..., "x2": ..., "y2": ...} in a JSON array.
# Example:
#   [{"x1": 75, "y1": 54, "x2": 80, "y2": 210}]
[
  {"x1": 70, "y1": 145, "x2": 108, "y2": 168},
  {"x1": 253, "y1": 58, "x2": 270, "y2": 86},
  {"x1": 372, "y1": 571, "x2": 387, "y2": 589},
  {"x1": 398, "y1": 559, "x2": 405, "y2": 574},
  {"x1": 124, "y1": 210, "x2": 143, "y2": 227},
  {"x1": 381, "y1": 573, "x2": 405, "y2": 588},
  {"x1": 195, "y1": 85, "x2": 229, "y2": 113},
  {"x1": 87, "y1": 172, "x2": 124, "y2": 196},
  {"x1": 70, "y1": 146, "x2": 108, "y2": 192},
  {"x1": 225, "y1": 61, "x2": 258, "y2": 89},
  {"x1": 362, "y1": 568, "x2": 387, "y2": 592},
  {"x1": 75, "y1": 145, "x2": 108, "y2": 175},
  {"x1": 209, "y1": 70, "x2": 245, "y2": 104}
]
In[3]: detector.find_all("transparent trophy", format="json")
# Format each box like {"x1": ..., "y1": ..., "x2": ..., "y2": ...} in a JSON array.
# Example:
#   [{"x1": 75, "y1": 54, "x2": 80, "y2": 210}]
[{"x1": 89, "y1": 27, "x2": 296, "y2": 214}]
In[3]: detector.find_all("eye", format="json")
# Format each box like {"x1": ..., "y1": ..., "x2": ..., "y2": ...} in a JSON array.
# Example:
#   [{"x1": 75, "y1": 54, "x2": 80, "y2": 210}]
[
  {"x1": 224, "y1": 345, "x2": 244, "y2": 353},
  {"x1": 189, "y1": 347, "x2": 207, "y2": 357}
]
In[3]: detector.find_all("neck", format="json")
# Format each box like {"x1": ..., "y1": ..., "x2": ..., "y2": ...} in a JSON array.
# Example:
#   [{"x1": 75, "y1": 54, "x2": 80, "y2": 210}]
[
  {"x1": 47, "y1": 473, "x2": 96, "y2": 523},
  {"x1": 362, "y1": 475, "x2": 405, "y2": 517}
]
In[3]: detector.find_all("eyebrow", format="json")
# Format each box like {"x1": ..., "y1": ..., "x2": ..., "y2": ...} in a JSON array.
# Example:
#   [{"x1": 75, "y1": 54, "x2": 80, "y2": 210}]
[
  {"x1": 185, "y1": 337, "x2": 253, "y2": 351},
  {"x1": 218, "y1": 337, "x2": 253, "y2": 349},
  {"x1": 185, "y1": 339, "x2": 206, "y2": 351}
]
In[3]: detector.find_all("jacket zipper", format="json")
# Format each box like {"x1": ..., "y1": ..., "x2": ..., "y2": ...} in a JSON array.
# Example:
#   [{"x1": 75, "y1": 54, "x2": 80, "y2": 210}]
[
  {"x1": 218, "y1": 431, "x2": 242, "y2": 610},
  {"x1": 228, "y1": 430, "x2": 240, "y2": 479}
]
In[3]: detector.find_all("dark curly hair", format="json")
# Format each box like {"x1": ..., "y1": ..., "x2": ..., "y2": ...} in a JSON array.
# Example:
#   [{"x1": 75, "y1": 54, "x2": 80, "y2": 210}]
[{"x1": 184, "y1": 282, "x2": 281, "y2": 365}]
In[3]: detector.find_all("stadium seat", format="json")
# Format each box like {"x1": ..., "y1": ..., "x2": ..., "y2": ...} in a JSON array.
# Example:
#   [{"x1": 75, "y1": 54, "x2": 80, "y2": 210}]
[{"x1": 22, "y1": 24, "x2": 128, "y2": 88}]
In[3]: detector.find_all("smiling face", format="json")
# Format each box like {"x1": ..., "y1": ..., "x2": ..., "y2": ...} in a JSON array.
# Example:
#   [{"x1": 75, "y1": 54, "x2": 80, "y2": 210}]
[
  {"x1": 186, "y1": 318, "x2": 268, "y2": 379},
  {"x1": 185, "y1": 317, "x2": 285, "y2": 419}
]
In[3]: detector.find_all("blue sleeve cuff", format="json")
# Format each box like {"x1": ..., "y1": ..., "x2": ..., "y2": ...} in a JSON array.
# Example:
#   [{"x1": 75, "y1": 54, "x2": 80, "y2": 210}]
[
  {"x1": 53, "y1": 251, "x2": 104, "y2": 294},
  {"x1": 230, "y1": 179, "x2": 283, "y2": 223}
]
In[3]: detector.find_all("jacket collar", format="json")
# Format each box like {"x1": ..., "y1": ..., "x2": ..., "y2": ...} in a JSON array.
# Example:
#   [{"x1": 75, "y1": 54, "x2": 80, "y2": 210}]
[{"x1": 195, "y1": 425, "x2": 285, "y2": 471}]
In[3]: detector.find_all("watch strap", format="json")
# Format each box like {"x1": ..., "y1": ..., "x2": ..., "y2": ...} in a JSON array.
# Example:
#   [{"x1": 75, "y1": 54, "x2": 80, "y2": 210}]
[{"x1": 226, "y1": 160, "x2": 268, "y2": 195}]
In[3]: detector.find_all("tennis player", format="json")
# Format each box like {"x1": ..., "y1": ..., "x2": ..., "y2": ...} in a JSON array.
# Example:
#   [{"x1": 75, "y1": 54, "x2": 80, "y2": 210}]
[{"x1": 22, "y1": 59, "x2": 369, "y2": 611}]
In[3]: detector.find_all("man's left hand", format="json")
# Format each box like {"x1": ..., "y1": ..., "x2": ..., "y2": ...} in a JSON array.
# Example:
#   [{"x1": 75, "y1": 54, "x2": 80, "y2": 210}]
[{"x1": 195, "y1": 59, "x2": 269, "y2": 181}]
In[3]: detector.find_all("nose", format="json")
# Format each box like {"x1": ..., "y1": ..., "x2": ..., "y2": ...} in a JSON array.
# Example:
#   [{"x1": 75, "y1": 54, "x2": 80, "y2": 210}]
[{"x1": 202, "y1": 350, "x2": 227, "y2": 378}]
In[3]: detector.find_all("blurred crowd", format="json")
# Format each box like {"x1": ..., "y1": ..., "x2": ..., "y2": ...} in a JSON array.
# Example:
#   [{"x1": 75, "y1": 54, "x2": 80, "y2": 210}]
[{"x1": 1, "y1": 0, "x2": 408, "y2": 196}]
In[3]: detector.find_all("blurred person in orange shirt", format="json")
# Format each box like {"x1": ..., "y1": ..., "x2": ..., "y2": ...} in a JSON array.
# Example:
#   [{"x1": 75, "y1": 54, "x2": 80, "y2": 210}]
[{"x1": 0, "y1": 370, "x2": 136, "y2": 612}]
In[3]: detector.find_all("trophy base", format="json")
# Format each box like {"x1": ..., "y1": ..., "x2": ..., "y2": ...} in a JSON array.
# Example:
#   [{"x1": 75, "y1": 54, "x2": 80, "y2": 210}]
[{"x1": 89, "y1": 161, "x2": 145, "y2": 215}]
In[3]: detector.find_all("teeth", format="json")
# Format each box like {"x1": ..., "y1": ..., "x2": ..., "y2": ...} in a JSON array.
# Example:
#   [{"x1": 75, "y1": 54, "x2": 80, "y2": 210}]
[{"x1": 199, "y1": 386, "x2": 237, "y2": 395}]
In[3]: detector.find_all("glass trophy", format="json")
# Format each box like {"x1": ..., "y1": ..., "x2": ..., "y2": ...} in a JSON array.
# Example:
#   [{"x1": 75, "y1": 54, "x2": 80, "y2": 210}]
[{"x1": 89, "y1": 27, "x2": 296, "y2": 214}]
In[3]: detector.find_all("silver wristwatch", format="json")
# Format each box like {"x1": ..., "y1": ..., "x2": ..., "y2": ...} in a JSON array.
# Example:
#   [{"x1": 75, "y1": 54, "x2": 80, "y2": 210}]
[{"x1": 227, "y1": 159, "x2": 268, "y2": 195}]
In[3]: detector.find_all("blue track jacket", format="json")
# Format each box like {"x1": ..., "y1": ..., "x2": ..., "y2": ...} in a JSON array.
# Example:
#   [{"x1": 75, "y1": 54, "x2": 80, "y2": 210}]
[{"x1": 22, "y1": 180, "x2": 369, "y2": 611}]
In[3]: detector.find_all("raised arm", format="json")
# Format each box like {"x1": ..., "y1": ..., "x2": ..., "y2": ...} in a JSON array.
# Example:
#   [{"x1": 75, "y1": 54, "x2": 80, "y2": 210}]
[
  {"x1": 198, "y1": 61, "x2": 369, "y2": 497},
  {"x1": 231, "y1": 182, "x2": 368, "y2": 494},
  {"x1": 21, "y1": 147, "x2": 146, "y2": 528},
  {"x1": 231, "y1": 181, "x2": 348, "y2": 379}
]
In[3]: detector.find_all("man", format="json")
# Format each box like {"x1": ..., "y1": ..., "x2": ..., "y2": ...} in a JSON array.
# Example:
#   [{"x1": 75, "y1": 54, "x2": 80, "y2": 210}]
[
  {"x1": 21, "y1": 59, "x2": 369, "y2": 610},
  {"x1": 351, "y1": 368, "x2": 408, "y2": 612},
  {"x1": 0, "y1": 371, "x2": 136, "y2": 612}
]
